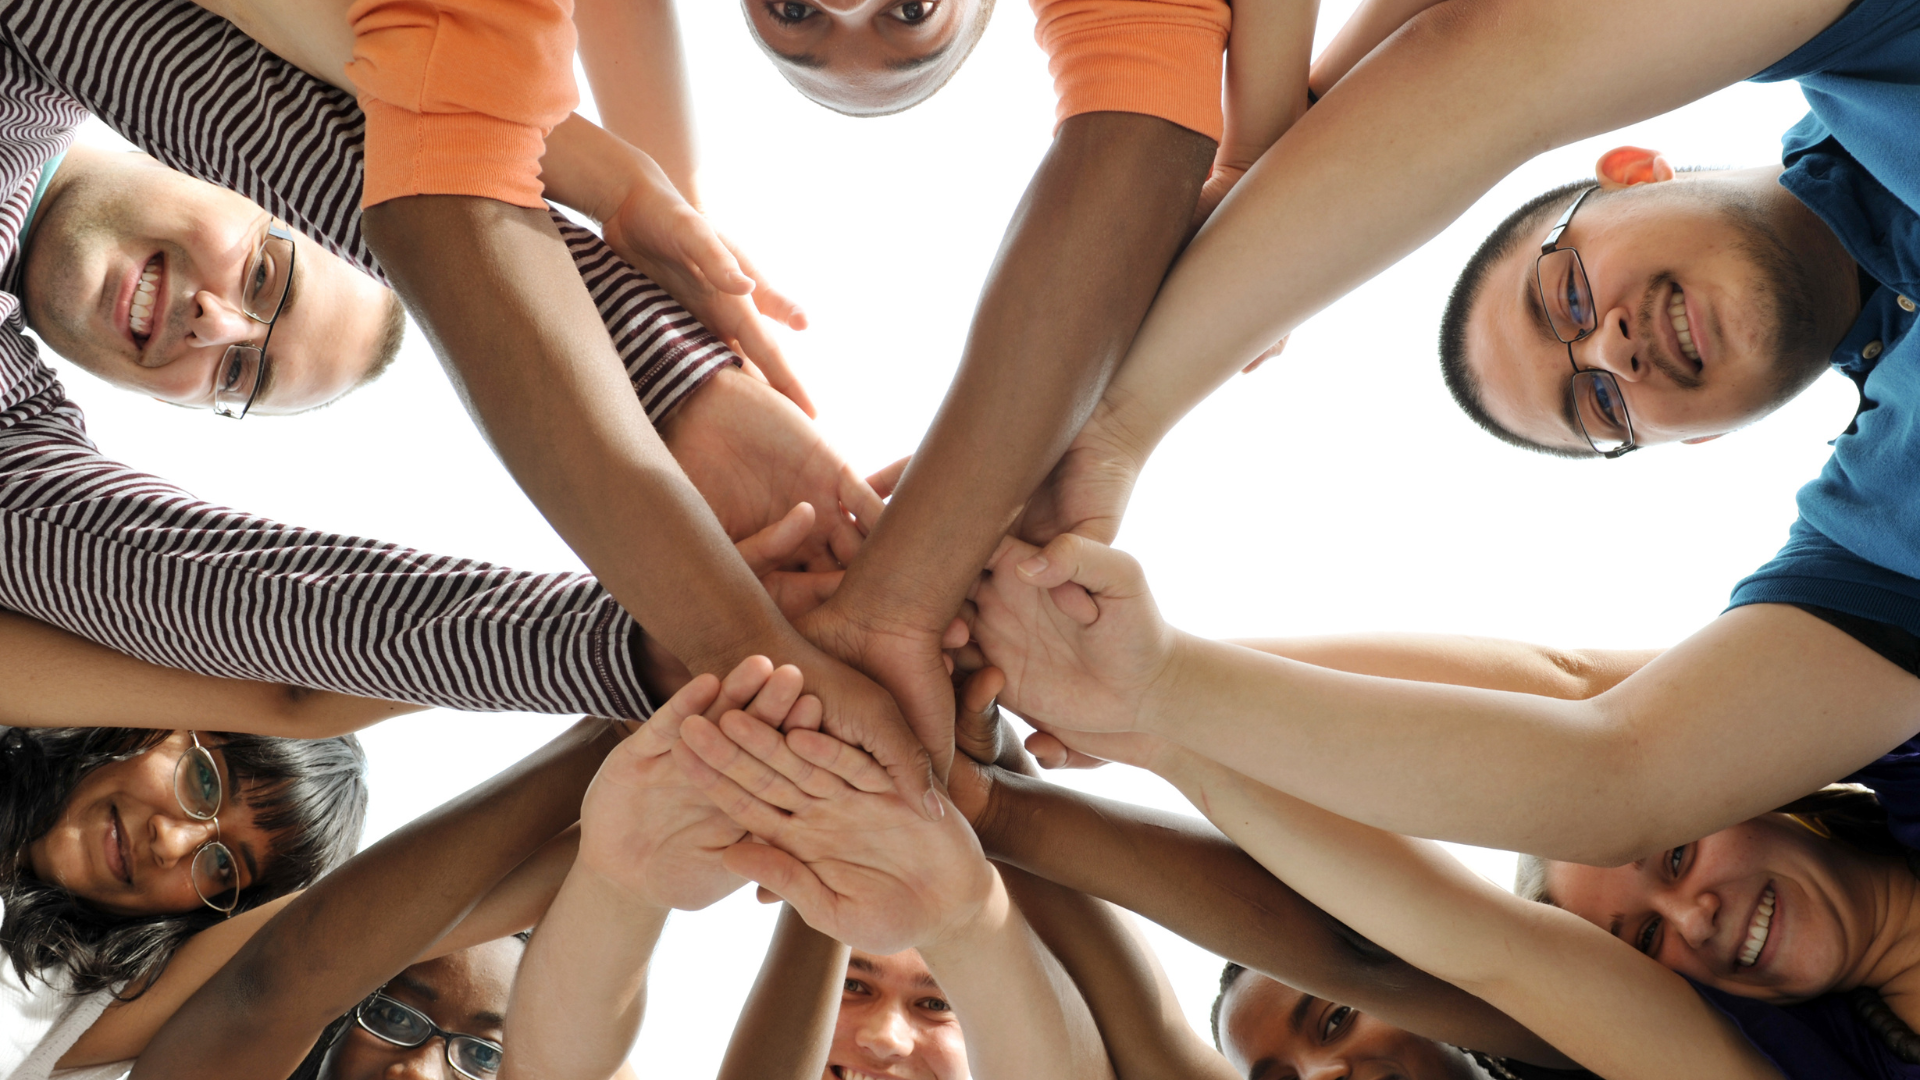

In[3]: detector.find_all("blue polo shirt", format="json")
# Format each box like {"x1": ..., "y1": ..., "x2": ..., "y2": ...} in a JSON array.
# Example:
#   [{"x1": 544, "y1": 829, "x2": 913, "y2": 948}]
[{"x1": 1728, "y1": 0, "x2": 1920, "y2": 635}]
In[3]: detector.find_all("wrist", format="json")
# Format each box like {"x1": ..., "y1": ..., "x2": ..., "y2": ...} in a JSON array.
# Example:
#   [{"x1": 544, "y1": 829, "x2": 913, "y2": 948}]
[
  {"x1": 1135, "y1": 630, "x2": 1204, "y2": 739},
  {"x1": 564, "y1": 859, "x2": 674, "y2": 924}
]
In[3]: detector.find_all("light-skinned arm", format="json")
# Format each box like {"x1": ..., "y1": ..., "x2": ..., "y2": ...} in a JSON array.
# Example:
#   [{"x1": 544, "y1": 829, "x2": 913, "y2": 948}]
[
  {"x1": 1153, "y1": 745, "x2": 1783, "y2": 1080},
  {"x1": 675, "y1": 708, "x2": 1114, "y2": 1080},
  {"x1": 1055, "y1": 0, "x2": 1857, "y2": 524},
  {"x1": 1195, "y1": 0, "x2": 1317, "y2": 227},
  {"x1": 801, "y1": 112, "x2": 1216, "y2": 773},
  {"x1": 502, "y1": 659, "x2": 812, "y2": 1080},
  {"x1": 942, "y1": 669, "x2": 1573, "y2": 1067},
  {"x1": 971, "y1": 534, "x2": 1920, "y2": 866},
  {"x1": 0, "y1": 611, "x2": 421, "y2": 736}
]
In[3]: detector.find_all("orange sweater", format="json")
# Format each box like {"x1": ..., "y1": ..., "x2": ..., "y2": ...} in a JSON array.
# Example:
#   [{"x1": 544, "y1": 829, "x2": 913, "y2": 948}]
[
  {"x1": 345, "y1": 0, "x2": 579, "y2": 208},
  {"x1": 1033, "y1": 0, "x2": 1231, "y2": 143}
]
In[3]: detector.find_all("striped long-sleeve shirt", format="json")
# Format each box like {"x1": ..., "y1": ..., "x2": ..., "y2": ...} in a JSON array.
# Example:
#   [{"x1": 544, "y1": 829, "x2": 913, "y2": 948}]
[{"x1": 0, "y1": 0, "x2": 743, "y2": 718}]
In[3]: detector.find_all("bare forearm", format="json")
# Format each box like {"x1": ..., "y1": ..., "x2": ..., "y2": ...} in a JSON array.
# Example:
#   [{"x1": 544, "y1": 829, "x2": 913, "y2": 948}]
[
  {"x1": 433, "y1": 828, "x2": 581, "y2": 961},
  {"x1": 137, "y1": 718, "x2": 621, "y2": 1080},
  {"x1": 1103, "y1": 0, "x2": 1849, "y2": 456},
  {"x1": 1307, "y1": 0, "x2": 1446, "y2": 95},
  {"x1": 978, "y1": 772, "x2": 1564, "y2": 1063},
  {"x1": 573, "y1": 0, "x2": 697, "y2": 200},
  {"x1": 502, "y1": 865, "x2": 670, "y2": 1080},
  {"x1": 1149, "y1": 606, "x2": 1920, "y2": 864},
  {"x1": 361, "y1": 197, "x2": 794, "y2": 675},
  {"x1": 716, "y1": 905, "x2": 848, "y2": 1080},
  {"x1": 1220, "y1": 0, "x2": 1315, "y2": 171},
  {"x1": 0, "y1": 612, "x2": 422, "y2": 734},
  {"x1": 997, "y1": 864, "x2": 1236, "y2": 1080},
  {"x1": 1229, "y1": 632, "x2": 1661, "y2": 700},
  {"x1": 836, "y1": 114, "x2": 1213, "y2": 630},
  {"x1": 920, "y1": 869, "x2": 1114, "y2": 1080}
]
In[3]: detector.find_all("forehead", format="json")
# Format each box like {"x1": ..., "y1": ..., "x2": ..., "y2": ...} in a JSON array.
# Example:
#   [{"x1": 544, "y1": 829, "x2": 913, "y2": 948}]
[
  {"x1": 1546, "y1": 859, "x2": 1647, "y2": 925},
  {"x1": 390, "y1": 945, "x2": 518, "y2": 1024},
  {"x1": 252, "y1": 236, "x2": 389, "y2": 414},
  {"x1": 848, "y1": 949, "x2": 940, "y2": 992},
  {"x1": 1220, "y1": 976, "x2": 1309, "y2": 1071},
  {"x1": 1464, "y1": 242, "x2": 1591, "y2": 454}
]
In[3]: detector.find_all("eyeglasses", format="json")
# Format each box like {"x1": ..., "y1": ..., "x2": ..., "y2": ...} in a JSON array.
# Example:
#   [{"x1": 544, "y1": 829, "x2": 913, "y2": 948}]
[
  {"x1": 1535, "y1": 186, "x2": 1637, "y2": 458},
  {"x1": 212, "y1": 219, "x2": 296, "y2": 420},
  {"x1": 354, "y1": 992, "x2": 506, "y2": 1080},
  {"x1": 172, "y1": 731, "x2": 241, "y2": 914}
]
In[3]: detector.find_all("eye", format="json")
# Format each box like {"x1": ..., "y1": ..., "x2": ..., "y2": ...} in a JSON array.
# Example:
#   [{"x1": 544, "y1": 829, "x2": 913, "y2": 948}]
[
  {"x1": 1563, "y1": 271, "x2": 1592, "y2": 328},
  {"x1": 843, "y1": 979, "x2": 870, "y2": 996},
  {"x1": 917, "y1": 996, "x2": 952, "y2": 1013},
  {"x1": 192, "y1": 758, "x2": 220, "y2": 805},
  {"x1": 247, "y1": 254, "x2": 272, "y2": 305},
  {"x1": 455, "y1": 1038, "x2": 505, "y2": 1077},
  {"x1": 768, "y1": 1, "x2": 813, "y2": 24},
  {"x1": 891, "y1": 0, "x2": 936, "y2": 23},
  {"x1": 1589, "y1": 377, "x2": 1627, "y2": 429},
  {"x1": 1636, "y1": 916, "x2": 1663, "y2": 956},
  {"x1": 1323, "y1": 1005, "x2": 1354, "y2": 1040},
  {"x1": 1666, "y1": 845, "x2": 1687, "y2": 877}
]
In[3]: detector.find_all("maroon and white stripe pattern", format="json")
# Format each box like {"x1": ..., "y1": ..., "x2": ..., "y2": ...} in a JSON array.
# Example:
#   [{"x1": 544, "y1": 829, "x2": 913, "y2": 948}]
[{"x1": 0, "y1": 0, "x2": 782, "y2": 715}]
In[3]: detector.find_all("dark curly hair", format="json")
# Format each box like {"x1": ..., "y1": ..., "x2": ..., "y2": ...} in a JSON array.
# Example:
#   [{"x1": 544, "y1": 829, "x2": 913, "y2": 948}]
[{"x1": 1, "y1": 726, "x2": 368, "y2": 997}]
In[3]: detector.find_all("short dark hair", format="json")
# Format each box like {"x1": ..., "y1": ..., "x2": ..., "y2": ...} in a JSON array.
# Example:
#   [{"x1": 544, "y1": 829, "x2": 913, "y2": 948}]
[
  {"x1": 0, "y1": 727, "x2": 369, "y2": 996},
  {"x1": 359, "y1": 291, "x2": 407, "y2": 391},
  {"x1": 1210, "y1": 961, "x2": 1248, "y2": 1051},
  {"x1": 1437, "y1": 180, "x2": 1594, "y2": 458}
]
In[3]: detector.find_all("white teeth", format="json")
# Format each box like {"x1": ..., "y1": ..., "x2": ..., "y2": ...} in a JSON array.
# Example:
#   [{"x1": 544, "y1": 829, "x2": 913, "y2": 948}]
[
  {"x1": 1668, "y1": 288, "x2": 1701, "y2": 363},
  {"x1": 129, "y1": 255, "x2": 160, "y2": 337},
  {"x1": 1738, "y1": 885, "x2": 1775, "y2": 967}
]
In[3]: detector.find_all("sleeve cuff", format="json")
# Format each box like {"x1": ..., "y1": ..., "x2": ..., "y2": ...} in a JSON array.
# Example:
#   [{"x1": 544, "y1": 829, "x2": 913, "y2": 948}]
[
  {"x1": 359, "y1": 98, "x2": 550, "y2": 209},
  {"x1": 1040, "y1": 12, "x2": 1227, "y2": 141}
]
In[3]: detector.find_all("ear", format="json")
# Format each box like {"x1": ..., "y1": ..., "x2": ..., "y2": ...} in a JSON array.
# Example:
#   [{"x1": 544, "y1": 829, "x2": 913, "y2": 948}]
[
  {"x1": 1680, "y1": 434, "x2": 1723, "y2": 445},
  {"x1": 1595, "y1": 146, "x2": 1676, "y2": 190}
]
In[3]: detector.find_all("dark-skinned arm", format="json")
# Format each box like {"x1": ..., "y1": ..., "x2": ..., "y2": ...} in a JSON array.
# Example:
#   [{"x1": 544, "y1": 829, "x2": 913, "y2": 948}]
[
  {"x1": 802, "y1": 113, "x2": 1215, "y2": 765},
  {"x1": 715, "y1": 905, "x2": 850, "y2": 1080},
  {"x1": 973, "y1": 770, "x2": 1575, "y2": 1067},
  {"x1": 128, "y1": 716, "x2": 622, "y2": 1080}
]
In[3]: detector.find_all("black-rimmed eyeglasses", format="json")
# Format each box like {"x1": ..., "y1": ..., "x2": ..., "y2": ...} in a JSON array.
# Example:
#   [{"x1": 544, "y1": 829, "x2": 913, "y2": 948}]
[
  {"x1": 212, "y1": 219, "x2": 295, "y2": 420},
  {"x1": 1536, "y1": 186, "x2": 1637, "y2": 458},
  {"x1": 354, "y1": 992, "x2": 506, "y2": 1080}
]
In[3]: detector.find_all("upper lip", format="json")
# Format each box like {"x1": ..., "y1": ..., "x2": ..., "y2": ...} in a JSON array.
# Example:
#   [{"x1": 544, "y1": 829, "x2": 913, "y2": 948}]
[{"x1": 1656, "y1": 282, "x2": 1706, "y2": 379}]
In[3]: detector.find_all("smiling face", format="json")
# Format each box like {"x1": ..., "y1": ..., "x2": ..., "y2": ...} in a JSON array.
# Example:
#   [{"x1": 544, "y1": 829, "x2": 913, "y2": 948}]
[
  {"x1": 322, "y1": 941, "x2": 520, "y2": 1080},
  {"x1": 1546, "y1": 815, "x2": 1884, "y2": 1004},
  {"x1": 24, "y1": 731, "x2": 270, "y2": 917},
  {"x1": 743, "y1": 0, "x2": 990, "y2": 116},
  {"x1": 22, "y1": 144, "x2": 395, "y2": 415},
  {"x1": 1218, "y1": 971, "x2": 1485, "y2": 1080},
  {"x1": 1464, "y1": 160, "x2": 1859, "y2": 454},
  {"x1": 821, "y1": 949, "x2": 969, "y2": 1080}
]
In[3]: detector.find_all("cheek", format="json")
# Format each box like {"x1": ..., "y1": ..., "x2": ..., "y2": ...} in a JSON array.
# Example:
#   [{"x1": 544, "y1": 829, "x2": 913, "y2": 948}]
[{"x1": 921, "y1": 1021, "x2": 970, "y2": 1080}]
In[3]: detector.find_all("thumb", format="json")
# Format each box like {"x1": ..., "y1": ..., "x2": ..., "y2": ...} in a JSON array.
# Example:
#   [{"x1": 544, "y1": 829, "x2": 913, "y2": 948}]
[
  {"x1": 1014, "y1": 533, "x2": 1143, "y2": 596},
  {"x1": 735, "y1": 503, "x2": 817, "y2": 574}
]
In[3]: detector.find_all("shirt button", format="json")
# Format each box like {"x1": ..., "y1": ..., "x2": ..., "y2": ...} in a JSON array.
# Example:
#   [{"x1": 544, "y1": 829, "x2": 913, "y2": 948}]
[
  {"x1": 1901, "y1": 295, "x2": 1918, "y2": 313},
  {"x1": 1864, "y1": 340, "x2": 1885, "y2": 360}
]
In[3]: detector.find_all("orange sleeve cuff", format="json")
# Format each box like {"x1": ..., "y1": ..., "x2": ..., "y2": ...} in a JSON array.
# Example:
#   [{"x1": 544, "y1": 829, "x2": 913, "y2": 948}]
[
  {"x1": 1032, "y1": 0, "x2": 1230, "y2": 142},
  {"x1": 346, "y1": 0, "x2": 578, "y2": 209}
]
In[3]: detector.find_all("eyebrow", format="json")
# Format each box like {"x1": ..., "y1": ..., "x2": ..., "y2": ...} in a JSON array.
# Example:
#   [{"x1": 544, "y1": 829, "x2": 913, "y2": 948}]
[
  {"x1": 886, "y1": 41, "x2": 952, "y2": 70},
  {"x1": 1289, "y1": 992, "x2": 1316, "y2": 1035},
  {"x1": 773, "y1": 48, "x2": 828, "y2": 69},
  {"x1": 848, "y1": 957, "x2": 881, "y2": 974},
  {"x1": 395, "y1": 973, "x2": 440, "y2": 1002},
  {"x1": 211, "y1": 749, "x2": 262, "y2": 886},
  {"x1": 472, "y1": 1010, "x2": 507, "y2": 1029}
]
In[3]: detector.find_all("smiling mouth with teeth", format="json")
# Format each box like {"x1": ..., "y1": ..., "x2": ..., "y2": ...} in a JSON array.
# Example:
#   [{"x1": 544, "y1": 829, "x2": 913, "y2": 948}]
[
  {"x1": 129, "y1": 253, "x2": 160, "y2": 340},
  {"x1": 1667, "y1": 285, "x2": 1701, "y2": 364},
  {"x1": 833, "y1": 1067, "x2": 899, "y2": 1080},
  {"x1": 1738, "y1": 884, "x2": 1775, "y2": 968}
]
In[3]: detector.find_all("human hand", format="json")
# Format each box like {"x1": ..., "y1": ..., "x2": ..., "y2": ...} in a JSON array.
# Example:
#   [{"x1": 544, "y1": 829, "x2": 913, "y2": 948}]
[
  {"x1": 795, "y1": 600, "x2": 966, "y2": 784},
  {"x1": 1015, "y1": 408, "x2": 1147, "y2": 547},
  {"x1": 946, "y1": 666, "x2": 1039, "y2": 824},
  {"x1": 597, "y1": 154, "x2": 814, "y2": 416},
  {"x1": 579, "y1": 657, "x2": 818, "y2": 910},
  {"x1": 662, "y1": 367, "x2": 888, "y2": 572},
  {"x1": 1021, "y1": 721, "x2": 1176, "y2": 773},
  {"x1": 674, "y1": 713, "x2": 995, "y2": 956},
  {"x1": 969, "y1": 535, "x2": 1177, "y2": 737}
]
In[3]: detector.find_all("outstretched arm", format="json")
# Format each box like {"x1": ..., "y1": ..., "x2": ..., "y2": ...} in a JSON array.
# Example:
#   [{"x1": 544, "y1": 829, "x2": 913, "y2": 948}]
[
  {"x1": 715, "y1": 905, "x2": 849, "y2": 1080},
  {"x1": 0, "y1": 612, "x2": 421, "y2": 736},
  {"x1": 1155, "y1": 747, "x2": 1783, "y2": 1080},
  {"x1": 128, "y1": 716, "x2": 624, "y2": 1080},
  {"x1": 1232, "y1": 633, "x2": 1659, "y2": 700},
  {"x1": 974, "y1": 534, "x2": 1920, "y2": 865},
  {"x1": 503, "y1": 660, "x2": 811, "y2": 1080},
  {"x1": 801, "y1": 112, "x2": 1215, "y2": 770},
  {"x1": 676, "y1": 711, "x2": 1113, "y2": 1080},
  {"x1": 1056, "y1": 0, "x2": 1854, "y2": 522}
]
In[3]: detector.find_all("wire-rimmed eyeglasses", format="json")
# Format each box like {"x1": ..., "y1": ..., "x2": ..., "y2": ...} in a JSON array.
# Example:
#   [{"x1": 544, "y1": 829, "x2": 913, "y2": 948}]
[{"x1": 1536, "y1": 186, "x2": 1637, "y2": 458}]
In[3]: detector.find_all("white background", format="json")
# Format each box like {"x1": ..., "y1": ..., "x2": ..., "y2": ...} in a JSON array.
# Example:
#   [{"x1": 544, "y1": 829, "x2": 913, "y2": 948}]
[{"x1": 61, "y1": 0, "x2": 1845, "y2": 1070}]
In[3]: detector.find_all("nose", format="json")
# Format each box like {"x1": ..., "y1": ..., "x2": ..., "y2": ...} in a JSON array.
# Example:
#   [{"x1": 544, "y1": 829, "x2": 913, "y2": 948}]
[
  {"x1": 383, "y1": 1040, "x2": 450, "y2": 1080},
  {"x1": 854, "y1": 1005, "x2": 915, "y2": 1059},
  {"x1": 149, "y1": 813, "x2": 218, "y2": 867},
  {"x1": 1575, "y1": 302, "x2": 1645, "y2": 382},
  {"x1": 1656, "y1": 887, "x2": 1722, "y2": 953},
  {"x1": 187, "y1": 288, "x2": 260, "y2": 349}
]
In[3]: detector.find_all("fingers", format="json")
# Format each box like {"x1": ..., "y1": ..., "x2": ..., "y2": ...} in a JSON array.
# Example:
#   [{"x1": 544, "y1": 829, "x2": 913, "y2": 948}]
[
  {"x1": 762, "y1": 570, "x2": 843, "y2": 623},
  {"x1": 940, "y1": 616, "x2": 970, "y2": 651},
  {"x1": 952, "y1": 667, "x2": 1007, "y2": 767},
  {"x1": 707, "y1": 655, "x2": 778, "y2": 720},
  {"x1": 645, "y1": 671, "x2": 722, "y2": 741},
  {"x1": 721, "y1": 842, "x2": 832, "y2": 915},
  {"x1": 735, "y1": 503, "x2": 817, "y2": 575},
  {"x1": 1023, "y1": 730, "x2": 1109, "y2": 770},
  {"x1": 719, "y1": 708, "x2": 855, "y2": 800},
  {"x1": 865, "y1": 456, "x2": 910, "y2": 500},
  {"x1": 1242, "y1": 334, "x2": 1289, "y2": 374},
  {"x1": 728, "y1": 241, "x2": 808, "y2": 330},
  {"x1": 676, "y1": 212, "x2": 754, "y2": 296},
  {"x1": 786, "y1": 728, "x2": 895, "y2": 794},
  {"x1": 732, "y1": 322, "x2": 818, "y2": 418},
  {"x1": 837, "y1": 468, "x2": 888, "y2": 539},
  {"x1": 1015, "y1": 534, "x2": 1144, "y2": 598},
  {"x1": 742, "y1": 663, "x2": 807, "y2": 728},
  {"x1": 672, "y1": 735, "x2": 793, "y2": 836},
  {"x1": 682, "y1": 712, "x2": 815, "y2": 812}
]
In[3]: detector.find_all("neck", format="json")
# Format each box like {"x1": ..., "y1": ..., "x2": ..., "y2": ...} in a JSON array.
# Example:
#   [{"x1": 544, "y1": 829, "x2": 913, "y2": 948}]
[
  {"x1": 1743, "y1": 164, "x2": 1864, "y2": 342},
  {"x1": 1843, "y1": 854, "x2": 1920, "y2": 1030}
]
